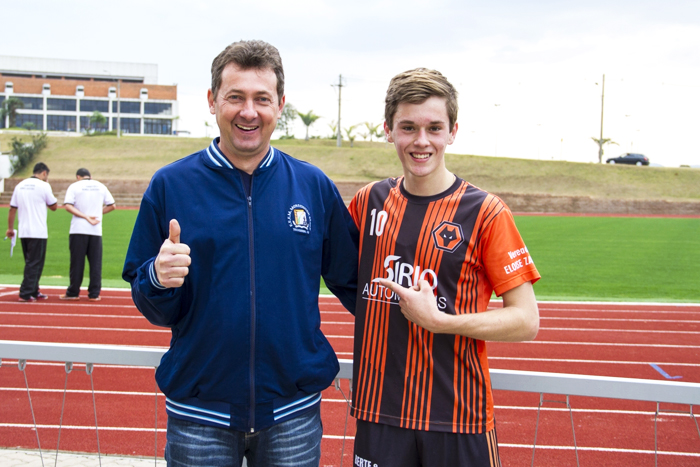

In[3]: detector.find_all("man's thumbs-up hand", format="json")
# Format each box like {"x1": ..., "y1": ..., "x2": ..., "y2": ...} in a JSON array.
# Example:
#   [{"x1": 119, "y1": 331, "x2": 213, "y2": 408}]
[{"x1": 154, "y1": 219, "x2": 191, "y2": 288}]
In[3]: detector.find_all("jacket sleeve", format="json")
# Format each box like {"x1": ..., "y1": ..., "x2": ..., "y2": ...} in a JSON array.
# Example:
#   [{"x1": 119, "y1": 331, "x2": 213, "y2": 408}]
[
  {"x1": 321, "y1": 182, "x2": 359, "y2": 314},
  {"x1": 122, "y1": 192, "x2": 185, "y2": 327}
]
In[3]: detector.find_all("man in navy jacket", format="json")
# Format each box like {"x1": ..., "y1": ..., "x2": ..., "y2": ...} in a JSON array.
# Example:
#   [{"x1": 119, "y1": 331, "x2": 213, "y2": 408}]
[{"x1": 123, "y1": 40, "x2": 358, "y2": 466}]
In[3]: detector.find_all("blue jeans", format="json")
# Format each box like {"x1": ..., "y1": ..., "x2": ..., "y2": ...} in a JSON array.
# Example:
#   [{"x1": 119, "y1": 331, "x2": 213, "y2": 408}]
[{"x1": 164, "y1": 405, "x2": 322, "y2": 467}]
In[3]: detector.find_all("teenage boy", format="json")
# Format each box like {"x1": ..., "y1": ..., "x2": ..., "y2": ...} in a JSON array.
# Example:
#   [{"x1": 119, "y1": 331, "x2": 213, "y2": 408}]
[
  {"x1": 122, "y1": 40, "x2": 358, "y2": 466},
  {"x1": 348, "y1": 68, "x2": 540, "y2": 466}
]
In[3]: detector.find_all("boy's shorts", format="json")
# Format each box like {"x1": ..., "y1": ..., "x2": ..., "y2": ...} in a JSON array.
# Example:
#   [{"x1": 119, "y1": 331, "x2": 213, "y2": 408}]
[{"x1": 354, "y1": 420, "x2": 501, "y2": 467}]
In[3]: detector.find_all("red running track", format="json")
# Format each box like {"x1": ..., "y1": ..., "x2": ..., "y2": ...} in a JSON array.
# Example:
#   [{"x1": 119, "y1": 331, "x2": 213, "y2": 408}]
[{"x1": 1, "y1": 285, "x2": 699, "y2": 466}]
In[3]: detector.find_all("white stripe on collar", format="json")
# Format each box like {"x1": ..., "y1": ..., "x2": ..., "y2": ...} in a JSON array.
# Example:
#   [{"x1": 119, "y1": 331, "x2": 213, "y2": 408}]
[
  {"x1": 207, "y1": 139, "x2": 275, "y2": 170},
  {"x1": 260, "y1": 146, "x2": 275, "y2": 168},
  {"x1": 208, "y1": 140, "x2": 233, "y2": 169}
]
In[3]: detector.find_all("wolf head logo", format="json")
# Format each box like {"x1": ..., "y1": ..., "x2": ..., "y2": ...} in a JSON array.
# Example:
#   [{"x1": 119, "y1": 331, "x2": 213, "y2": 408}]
[
  {"x1": 439, "y1": 227, "x2": 457, "y2": 247},
  {"x1": 432, "y1": 221, "x2": 464, "y2": 253}
]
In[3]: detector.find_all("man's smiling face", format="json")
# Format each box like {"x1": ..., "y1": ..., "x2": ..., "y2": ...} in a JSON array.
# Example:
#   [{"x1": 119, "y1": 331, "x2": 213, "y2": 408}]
[{"x1": 208, "y1": 63, "x2": 285, "y2": 172}]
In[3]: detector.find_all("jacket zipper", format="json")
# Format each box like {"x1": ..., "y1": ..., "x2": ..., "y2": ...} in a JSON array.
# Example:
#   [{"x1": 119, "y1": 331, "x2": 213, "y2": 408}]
[{"x1": 246, "y1": 177, "x2": 256, "y2": 433}]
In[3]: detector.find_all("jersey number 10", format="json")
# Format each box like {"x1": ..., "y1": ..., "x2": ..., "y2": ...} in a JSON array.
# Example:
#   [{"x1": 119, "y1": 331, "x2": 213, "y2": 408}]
[{"x1": 369, "y1": 209, "x2": 389, "y2": 236}]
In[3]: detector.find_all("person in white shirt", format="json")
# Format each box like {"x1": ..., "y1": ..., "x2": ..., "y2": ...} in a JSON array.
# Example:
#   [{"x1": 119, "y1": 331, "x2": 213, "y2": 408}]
[
  {"x1": 59, "y1": 168, "x2": 116, "y2": 301},
  {"x1": 6, "y1": 162, "x2": 58, "y2": 302}
]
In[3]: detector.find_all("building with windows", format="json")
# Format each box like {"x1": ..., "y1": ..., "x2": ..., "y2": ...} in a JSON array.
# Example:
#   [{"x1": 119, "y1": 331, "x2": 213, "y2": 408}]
[{"x1": 0, "y1": 55, "x2": 177, "y2": 135}]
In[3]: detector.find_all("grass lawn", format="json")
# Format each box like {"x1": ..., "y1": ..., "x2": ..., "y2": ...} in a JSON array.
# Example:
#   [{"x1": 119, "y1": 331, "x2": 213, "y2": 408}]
[
  {"x1": 1, "y1": 208, "x2": 135, "y2": 289},
  {"x1": 1, "y1": 207, "x2": 698, "y2": 302},
  {"x1": 517, "y1": 215, "x2": 700, "y2": 302}
]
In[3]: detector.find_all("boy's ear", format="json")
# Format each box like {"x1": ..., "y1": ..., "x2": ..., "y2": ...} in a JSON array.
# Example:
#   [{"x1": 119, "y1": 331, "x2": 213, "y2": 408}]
[
  {"x1": 448, "y1": 122, "x2": 458, "y2": 145},
  {"x1": 384, "y1": 121, "x2": 394, "y2": 143}
]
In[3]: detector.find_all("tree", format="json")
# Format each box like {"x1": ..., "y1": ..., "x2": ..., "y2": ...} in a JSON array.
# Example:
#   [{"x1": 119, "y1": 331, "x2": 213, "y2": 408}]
[
  {"x1": 344, "y1": 124, "x2": 359, "y2": 147},
  {"x1": 297, "y1": 110, "x2": 321, "y2": 141},
  {"x1": 1, "y1": 97, "x2": 24, "y2": 128},
  {"x1": 10, "y1": 132, "x2": 48, "y2": 173},
  {"x1": 327, "y1": 120, "x2": 338, "y2": 139},
  {"x1": 276, "y1": 103, "x2": 297, "y2": 138},
  {"x1": 89, "y1": 111, "x2": 107, "y2": 133},
  {"x1": 591, "y1": 137, "x2": 618, "y2": 163},
  {"x1": 364, "y1": 122, "x2": 382, "y2": 142}
]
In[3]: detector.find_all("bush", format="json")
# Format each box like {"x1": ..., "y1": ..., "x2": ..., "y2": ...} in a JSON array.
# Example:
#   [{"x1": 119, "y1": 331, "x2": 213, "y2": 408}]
[{"x1": 10, "y1": 132, "x2": 48, "y2": 173}]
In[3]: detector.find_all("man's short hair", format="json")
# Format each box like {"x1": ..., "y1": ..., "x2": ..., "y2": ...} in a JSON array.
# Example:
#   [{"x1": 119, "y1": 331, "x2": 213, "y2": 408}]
[
  {"x1": 385, "y1": 68, "x2": 459, "y2": 132},
  {"x1": 210, "y1": 40, "x2": 285, "y2": 102},
  {"x1": 33, "y1": 162, "x2": 49, "y2": 175},
  {"x1": 76, "y1": 168, "x2": 91, "y2": 178}
]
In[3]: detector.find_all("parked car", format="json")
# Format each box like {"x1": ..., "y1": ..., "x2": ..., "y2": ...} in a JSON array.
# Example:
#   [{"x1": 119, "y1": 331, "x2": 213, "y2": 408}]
[{"x1": 606, "y1": 153, "x2": 650, "y2": 166}]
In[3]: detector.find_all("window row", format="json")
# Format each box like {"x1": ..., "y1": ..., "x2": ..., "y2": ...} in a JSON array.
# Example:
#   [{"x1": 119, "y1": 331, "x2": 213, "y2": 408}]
[
  {"x1": 11, "y1": 114, "x2": 172, "y2": 134},
  {"x1": 1, "y1": 97, "x2": 171, "y2": 114}
]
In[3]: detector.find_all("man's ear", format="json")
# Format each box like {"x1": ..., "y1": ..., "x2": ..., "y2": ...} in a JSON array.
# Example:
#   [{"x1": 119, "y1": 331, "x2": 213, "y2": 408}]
[
  {"x1": 278, "y1": 95, "x2": 286, "y2": 119},
  {"x1": 207, "y1": 89, "x2": 216, "y2": 115}
]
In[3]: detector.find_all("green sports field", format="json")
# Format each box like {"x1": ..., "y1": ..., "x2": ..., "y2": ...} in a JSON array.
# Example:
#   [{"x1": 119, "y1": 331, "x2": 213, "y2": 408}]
[{"x1": 1, "y1": 207, "x2": 698, "y2": 302}]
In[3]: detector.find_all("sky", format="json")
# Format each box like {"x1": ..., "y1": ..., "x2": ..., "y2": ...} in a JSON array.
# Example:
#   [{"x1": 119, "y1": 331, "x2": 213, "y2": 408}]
[{"x1": 4, "y1": 0, "x2": 700, "y2": 167}]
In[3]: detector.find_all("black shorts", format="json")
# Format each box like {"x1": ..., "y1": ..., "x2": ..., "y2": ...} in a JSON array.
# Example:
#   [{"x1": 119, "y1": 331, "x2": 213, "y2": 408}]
[{"x1": 353, "y1": 420, "x2": 501, "y2": 467}]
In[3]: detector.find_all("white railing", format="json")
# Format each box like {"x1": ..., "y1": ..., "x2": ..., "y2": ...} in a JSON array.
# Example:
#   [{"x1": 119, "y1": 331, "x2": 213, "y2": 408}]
[{"x1": 2, "y1": 340, "x2": 699, "y2": 467}]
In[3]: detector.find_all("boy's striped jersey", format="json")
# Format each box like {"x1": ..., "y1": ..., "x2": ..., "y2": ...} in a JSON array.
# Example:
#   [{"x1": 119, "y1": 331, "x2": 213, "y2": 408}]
[{"x1": 348, "y1": 177, "x2": 540, "y2": 433}]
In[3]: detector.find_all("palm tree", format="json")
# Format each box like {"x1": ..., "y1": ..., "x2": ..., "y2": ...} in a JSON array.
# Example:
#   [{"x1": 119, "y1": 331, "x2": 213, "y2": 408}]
[
  {"x1": 364, "y1": 122, "x2": 381, "y2": 142},
  {"x1": 327, "y1": 120, "x2": 338, "y2": 139},
  {"x1": 1, "y1": 97, "x2": 24, "y2": 128},
  {"x1": 344, "y1": 124, "x2": 359, "y2": 147},
  {"x1": 591, "y1": 137, "x2": 618, "y2": 163},
  {"x1": 89, "y1": 111, "x2": 107, "y2": 133},
  {"x1": 297, "y1": 110, "x2": 321, "y2": 141}
]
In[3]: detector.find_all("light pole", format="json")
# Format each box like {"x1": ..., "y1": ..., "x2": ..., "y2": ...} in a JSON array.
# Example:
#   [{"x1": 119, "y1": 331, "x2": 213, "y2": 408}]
[
  {"x1": 331, "y1": 75, "x2": 344, "y2": 147},
  {"x1": 598, "y1": 74, "x2": 605, "y2": 163}
]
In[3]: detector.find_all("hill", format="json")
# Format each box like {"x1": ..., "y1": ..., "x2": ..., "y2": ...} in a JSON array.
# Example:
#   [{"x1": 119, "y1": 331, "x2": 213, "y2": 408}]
[{"x1": 2, "y1": 134, "x2": 700, "y2": 210}]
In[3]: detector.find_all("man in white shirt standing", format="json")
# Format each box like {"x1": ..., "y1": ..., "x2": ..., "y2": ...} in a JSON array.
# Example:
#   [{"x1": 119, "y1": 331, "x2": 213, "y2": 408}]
[
  {"x1": 6, "y1": 162, "x2": 58, "y2": 302},
  {"x1": 60, "y1": 168, "x2": 116, "y2": 301}
]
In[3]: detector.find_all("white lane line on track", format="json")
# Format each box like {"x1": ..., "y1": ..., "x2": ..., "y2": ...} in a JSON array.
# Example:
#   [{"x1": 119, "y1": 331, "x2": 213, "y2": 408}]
[
  {"x1": 489, "y1": 356, "x2": 700, "y2": 367},
  {"x1": 0, "y1": 423, "x2": 166, "y2": 432},
  {"x1": 0, "y1": 324, "x2": 168, "y2": 333},
  {"x1": 0, "y1": 311, "x2": 143, "y2": 319},
  {"x1": 525, "y1": 340, "x2": 700, "y2": 349},
  {"x1": 539, "y1": 327, "x2": 700, "y2": 335},
  {"x1": 498, "y1": 444, "x2": 700, "y2": 458},
  {"x1": 542, "y1": 317, "x2": 700, "y2": 324},
  {"x1": 0, "y1": 290, "x2": 22, "y2": 298},
  {"x1": 0, "y1": 387, "x2": 163, "y2": 396},
  {"x1": 541, "y1": 308, "x2": 700, "y2": 315},
  {"x1": 1, "y1": 302, "x2": 138, "y2": 309}
]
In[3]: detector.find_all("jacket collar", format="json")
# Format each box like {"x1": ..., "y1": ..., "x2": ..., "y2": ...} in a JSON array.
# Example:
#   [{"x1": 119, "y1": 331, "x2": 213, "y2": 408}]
[{"x1": 204, "y1": 138, "x2": 277, "y2": 172}]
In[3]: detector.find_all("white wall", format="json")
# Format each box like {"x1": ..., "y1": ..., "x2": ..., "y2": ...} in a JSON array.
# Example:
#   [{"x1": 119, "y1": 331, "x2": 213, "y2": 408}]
[{"x1": 0, "y1": 154, "x2": 14, "y2": 182}]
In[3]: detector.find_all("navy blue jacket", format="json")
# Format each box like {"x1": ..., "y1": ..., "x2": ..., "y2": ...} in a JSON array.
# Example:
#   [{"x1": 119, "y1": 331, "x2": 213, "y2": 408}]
[{"x1": 122, "y1": 139, "x2": 358, "y2": 432}]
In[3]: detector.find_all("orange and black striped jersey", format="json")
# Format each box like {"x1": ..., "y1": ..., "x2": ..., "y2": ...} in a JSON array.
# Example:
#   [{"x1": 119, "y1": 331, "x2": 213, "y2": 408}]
[{"x1": 348, "y1": 177, "x2": 540, "y2": 434}]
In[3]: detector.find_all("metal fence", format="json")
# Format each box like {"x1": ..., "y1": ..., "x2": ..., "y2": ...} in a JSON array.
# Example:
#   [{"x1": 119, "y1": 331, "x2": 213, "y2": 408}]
[{"x1": 1, "y1": 340, "x2": 699, "y2": 466}]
